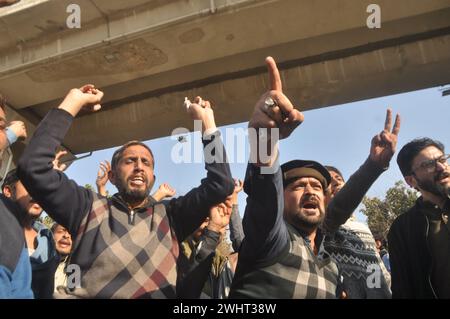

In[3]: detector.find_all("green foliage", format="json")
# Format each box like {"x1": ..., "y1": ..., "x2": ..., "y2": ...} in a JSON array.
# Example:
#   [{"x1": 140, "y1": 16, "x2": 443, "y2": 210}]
[{"x1": 361, "y1": 180, "x2": 418, "y2": 238}]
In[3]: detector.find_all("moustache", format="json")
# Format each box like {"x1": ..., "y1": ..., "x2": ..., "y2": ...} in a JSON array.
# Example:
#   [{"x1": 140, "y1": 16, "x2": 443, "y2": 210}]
[
  {"x1": 435, "y1": 171, "x2": 450, "y2": 182},
  {"x1": 300, "y1": 195, "x2": 321, "y2": 206}
]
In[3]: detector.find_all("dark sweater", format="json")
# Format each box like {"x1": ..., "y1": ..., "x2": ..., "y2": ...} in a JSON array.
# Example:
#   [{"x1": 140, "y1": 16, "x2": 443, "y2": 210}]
[
  {"x1": 177, "y1": 205, "x2": 243, "y2": 298},
  {"x1": 388, "y1": 197, "x2": 450, "y2": 299}
]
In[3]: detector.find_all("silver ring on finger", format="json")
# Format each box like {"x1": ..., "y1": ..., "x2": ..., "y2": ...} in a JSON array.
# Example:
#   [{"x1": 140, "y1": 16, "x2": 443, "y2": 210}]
[{"x1": 264, "y1": 97, "x2": 277, "y2": 112}]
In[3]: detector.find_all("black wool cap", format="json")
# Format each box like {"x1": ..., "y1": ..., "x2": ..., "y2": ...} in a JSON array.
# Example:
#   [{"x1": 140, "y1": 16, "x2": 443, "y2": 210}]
[{"x1": 281, "y1": 160, "x2": 331, "y2": 189}]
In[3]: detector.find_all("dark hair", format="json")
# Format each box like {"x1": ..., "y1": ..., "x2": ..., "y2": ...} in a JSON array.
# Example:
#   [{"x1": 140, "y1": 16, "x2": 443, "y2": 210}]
[
  {"x1": 324, "y1": 165, "x2": 344, "y2": 181},
  {"x1": 0, "y1": 94, "x2": 6, "y2": 112},
  {"x1": 51, "y1": 222, "x2": 67, "y2": 233},
  {"x1": 51, "y1": 222, "x2": 60, "y2": 233},
  {"x1": 1, "y1": 168, "x2": 19, "y2": 193},
  {"x1": 397, "y1": 138, "x2": 445, "y2": 176},
  {"x1": 373, "y1": 233, "x2": 388, "y2": 249},
  {"x1": 111, "y1": 141, "x2": 154, "y2": 171}
]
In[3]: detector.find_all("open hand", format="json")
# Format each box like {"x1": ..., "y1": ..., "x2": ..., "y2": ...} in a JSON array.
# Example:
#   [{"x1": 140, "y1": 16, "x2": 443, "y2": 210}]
[{"x1": 8, "y1": 121, "x2": 27, "y2": 139}]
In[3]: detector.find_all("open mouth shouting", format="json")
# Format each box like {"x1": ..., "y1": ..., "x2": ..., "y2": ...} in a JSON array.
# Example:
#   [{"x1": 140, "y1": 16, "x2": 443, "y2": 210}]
[
  {"x1": 57, "y1": 239, "x2": 71, "y2": 250},
  {"x1": 129, "y1": 175, "x2": 146, "y2": 187},
  {"x1": 300, "y1": 197, "x2": 321, "y2": 215}
]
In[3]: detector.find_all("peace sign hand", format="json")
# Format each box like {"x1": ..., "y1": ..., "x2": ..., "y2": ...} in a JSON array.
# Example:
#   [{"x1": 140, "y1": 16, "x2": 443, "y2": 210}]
[{"x1": 369, "y1": 108, "x2": 401, "y2": 168}]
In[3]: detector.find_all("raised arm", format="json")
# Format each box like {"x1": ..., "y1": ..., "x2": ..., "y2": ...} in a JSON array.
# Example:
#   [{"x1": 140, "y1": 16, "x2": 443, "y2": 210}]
[
  {"x1": 95, "y1": 160, "x2": 111, "y2": 197},
  {"x1": 323, "y1": 109, "x2": 401, "y2": 233},
  {"x1": 229, "y1": 180, "x2": 244, "y2": 252},
  {"x1": 240, "y1": 56, "x2": 304, "y2": 263},
  {"x1": 17, "y1": 85, "x2": 104, "y2": 236},
  {"x1": 152, "y1": 183, "x2": 176, "y2": 202},
  {"x1": 177, "y1": 203, "x2": 230, "y2": 298},
  {"x1": 167, "y1": 96, "x2": 235, "y2": 242}
]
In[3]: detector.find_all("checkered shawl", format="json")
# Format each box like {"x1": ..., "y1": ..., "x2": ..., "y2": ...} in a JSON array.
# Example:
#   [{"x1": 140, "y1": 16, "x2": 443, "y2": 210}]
[
  {"x1": 231, "y1": 223, "x2": 340, "y2": 299},
  {"x1": 61, "y1": 192, "x2": 179, "y2": 298}
]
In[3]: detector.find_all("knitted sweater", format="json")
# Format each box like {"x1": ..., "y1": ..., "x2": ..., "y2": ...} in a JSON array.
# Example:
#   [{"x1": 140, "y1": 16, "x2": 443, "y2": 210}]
[
  {"x1": 321, "y1": 218, "x2": 391, "y2": 298},
  {"x1": 321, "y1": 158, "x2": 391, "y2": 299}
]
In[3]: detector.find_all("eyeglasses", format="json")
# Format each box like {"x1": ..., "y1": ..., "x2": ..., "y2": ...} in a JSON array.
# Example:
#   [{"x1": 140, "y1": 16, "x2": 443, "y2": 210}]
[{"x1": 412, "y1": 154, "x2": 450, "y2": 174}]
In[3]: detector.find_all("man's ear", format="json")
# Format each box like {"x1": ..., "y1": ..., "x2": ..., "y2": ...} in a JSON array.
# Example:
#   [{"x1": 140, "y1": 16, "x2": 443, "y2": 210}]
[
  {"x1": 108, "y1": 169, "x2": 116, "y2": 186},
  {"x1": 404, "y1": 175, "x2": 417, "y2": 189},
  {"x1": 2, "y1": 185, "x2": 13, "y2": 198},
  {"x1": 150, "y1": 174, "x2": 156, "y2": 187}
]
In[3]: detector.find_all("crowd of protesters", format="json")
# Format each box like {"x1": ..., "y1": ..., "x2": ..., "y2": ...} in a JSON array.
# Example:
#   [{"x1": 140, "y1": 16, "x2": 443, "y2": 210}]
[{"x1": 0, "y1": 57, "x2": 448, "y2": 299}]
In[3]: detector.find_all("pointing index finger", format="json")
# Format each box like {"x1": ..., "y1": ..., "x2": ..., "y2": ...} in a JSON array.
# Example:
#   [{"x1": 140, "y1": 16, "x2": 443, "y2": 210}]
[{"x1": 266, "y1": 56, "x2": 282, "y2": 92}]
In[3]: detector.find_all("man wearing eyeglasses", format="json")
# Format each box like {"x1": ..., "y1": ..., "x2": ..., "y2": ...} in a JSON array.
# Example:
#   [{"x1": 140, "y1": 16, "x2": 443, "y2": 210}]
[{"x1": 388, "y1": 138, "x2": 450, "y2": 298}]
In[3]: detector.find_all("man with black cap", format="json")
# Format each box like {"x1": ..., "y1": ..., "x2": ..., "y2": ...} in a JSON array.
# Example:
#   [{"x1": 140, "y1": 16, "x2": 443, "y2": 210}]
[{"x1": 229, "y1": 57, "x2": 339, "y2": 298}]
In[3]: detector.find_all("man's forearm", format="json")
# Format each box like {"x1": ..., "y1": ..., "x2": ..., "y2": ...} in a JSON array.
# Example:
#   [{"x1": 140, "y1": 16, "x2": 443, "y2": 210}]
[
  {"x1": 168, "y1": 131, "x2": 234, "y2": 242},
  {"x1": 323, "y1": 157, "x2": 387, "y2": 233},
  {"x1": 229, "y1": 205, "x2": 244, "y2": 252},
  {"x1": 17, "y1": 108, "x2": 92, "y2": 236},
  {"x1": 177, "y1": 230, "x2": 220, "y2": 298},
  {"x1": 240, "y1": 160, "x2": 288, "y2": 263}
]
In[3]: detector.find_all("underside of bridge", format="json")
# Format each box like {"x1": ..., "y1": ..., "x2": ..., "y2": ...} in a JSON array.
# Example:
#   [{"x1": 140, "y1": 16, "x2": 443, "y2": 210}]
[{"x1": 0, "y1": 0, "x2": 449, "y2": 161}]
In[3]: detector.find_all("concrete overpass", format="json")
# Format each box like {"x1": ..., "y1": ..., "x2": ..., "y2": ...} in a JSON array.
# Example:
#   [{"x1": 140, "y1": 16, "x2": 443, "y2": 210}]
[{"x1": 0, "y1": 0, "x2": 449, "y2": 161}]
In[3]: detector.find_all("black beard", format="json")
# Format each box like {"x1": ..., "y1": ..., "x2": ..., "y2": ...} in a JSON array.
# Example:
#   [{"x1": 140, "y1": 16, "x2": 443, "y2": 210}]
[
  {"x1": 288, "y1": 208, "x2": 325, "y2": 235},
  {"x1": 416, "y1": 174, "x2": 448, "y2": 198},
  {"x1": 116, "y1": 177, "x2": 153, "y2": 205},
  {"x1": 121, "y1": 188, "x2": 150, "y2": 204}
]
